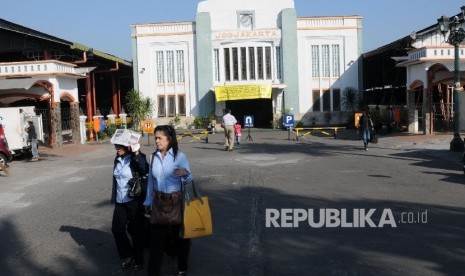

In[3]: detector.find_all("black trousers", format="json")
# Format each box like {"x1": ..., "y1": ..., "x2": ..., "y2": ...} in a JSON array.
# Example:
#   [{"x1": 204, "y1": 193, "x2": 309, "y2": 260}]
[
  {"x1": 111, "y1": 200, "x2": 145, "y2": 265},
  {"x1": 147, "y1": 224, "x2": 191, "y2": 276}
]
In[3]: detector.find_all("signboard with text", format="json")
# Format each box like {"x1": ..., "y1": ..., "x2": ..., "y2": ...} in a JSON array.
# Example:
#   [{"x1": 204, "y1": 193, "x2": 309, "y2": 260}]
[
  {"x1": 142, "y1": 119, "x2": 155, "y2": 134},
  {"x1": 243, "y1": 115, "x2": 254, "y2": 128},
  {"x1": 214, "y1": 84, "x2": 272, "y2": 102},
  {"x1": 283, "y1": 114, "x2": 294, "y2": 128}
]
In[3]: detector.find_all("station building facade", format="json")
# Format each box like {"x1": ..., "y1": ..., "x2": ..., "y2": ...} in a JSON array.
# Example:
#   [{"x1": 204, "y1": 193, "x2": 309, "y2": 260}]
[{"x1": 132, "y1": 0, "x2": 362, "y2": 128}]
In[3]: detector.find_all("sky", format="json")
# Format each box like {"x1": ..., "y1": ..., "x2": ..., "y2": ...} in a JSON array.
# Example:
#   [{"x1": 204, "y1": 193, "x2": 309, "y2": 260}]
[{"x1": 2, "y1": 0, "x2": 464, "y2": 61}]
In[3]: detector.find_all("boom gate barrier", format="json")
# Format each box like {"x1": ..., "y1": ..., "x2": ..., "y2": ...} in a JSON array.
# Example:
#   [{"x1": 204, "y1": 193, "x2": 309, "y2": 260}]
[{"x1": 290, "y1": 127, "x2": 346, "y2": 141}]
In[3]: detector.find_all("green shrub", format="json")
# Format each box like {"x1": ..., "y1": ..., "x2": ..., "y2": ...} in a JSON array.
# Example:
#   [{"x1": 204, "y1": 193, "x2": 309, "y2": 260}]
[
  {"x1": 106, "y1": 124, "x2": 117, "y2": 137},
  {"x1": 193, "y1": 116, "x2": 211, "y2": 129}
]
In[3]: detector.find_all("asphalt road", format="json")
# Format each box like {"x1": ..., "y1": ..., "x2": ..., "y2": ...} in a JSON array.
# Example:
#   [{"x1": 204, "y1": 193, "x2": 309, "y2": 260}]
[{"x1": 0, "y1": 130, "x2": 464, "y2": 276}]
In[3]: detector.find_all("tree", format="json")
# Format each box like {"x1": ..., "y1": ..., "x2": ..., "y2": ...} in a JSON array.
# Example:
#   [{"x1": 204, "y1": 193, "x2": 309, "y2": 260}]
[
  {"x1": 125, "y1": 89, "x2": 155, "y2": 131},
  {"x1": 342, "y1": 86, "x2": 359, "y2": 111}
]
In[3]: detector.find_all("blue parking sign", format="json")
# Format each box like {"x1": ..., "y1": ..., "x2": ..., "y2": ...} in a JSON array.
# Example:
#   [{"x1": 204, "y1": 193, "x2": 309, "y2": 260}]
[
  {"x1": 283, "y1": 114, "x2": 294, "y2": 128},
  {"x1": 244, "y1": 115, "x2": 254, "y2": 128}
]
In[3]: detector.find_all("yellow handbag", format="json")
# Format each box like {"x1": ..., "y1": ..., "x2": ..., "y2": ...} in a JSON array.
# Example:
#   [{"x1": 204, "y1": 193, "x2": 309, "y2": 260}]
[{"x1": 181, "y1": 182, "x2": 213, "y2": 239}]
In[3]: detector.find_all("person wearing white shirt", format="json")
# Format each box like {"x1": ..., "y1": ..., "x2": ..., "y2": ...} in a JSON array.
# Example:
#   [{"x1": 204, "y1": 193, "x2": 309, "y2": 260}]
[{"x1": 221, "y1": 109, "x2": 237, "y2": 151}]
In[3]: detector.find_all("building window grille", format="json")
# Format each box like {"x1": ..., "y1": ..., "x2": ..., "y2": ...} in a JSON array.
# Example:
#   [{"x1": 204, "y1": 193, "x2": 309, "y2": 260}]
[
  {"x1": 240, "y1": 47, "x2": 247, "y2": 80},
  {"x1": 332, "y1": 89, "x2": 341, "y2": 111},
  {"x1": 257, "y1": 47, "x2": 264, "y2": 80},
  {"x1": 219, "y1": 45, "x2": 279, "y2": 82},
  {"x1": 178, "y1": 95, "x2": 186, "y2": 116},
  {"x1": 311, "y1": 45, "x2": 320, "y2": 77},
  {"x1": 276, "y1": 46, "x2": 282, "y2": 79},
  {"x1": 176, "y1": 50, "x2": 185, "y2": 82},
  {"x1": 156, "y1": 51, "x2": 165, "y2": 84},
  {"x1": 166, "y1": 51, "x2": 175, "y2": 83},
  {"x1": 322, "y1": 45, "x2": 330, "y2": 77},
  {"x1": 158, "y1": 95, "x2": 166, "y2": 117},
  {"x1": 312, "y1": 90, "x2": 321, "y2": 112},
  {"x1": 232, "y1": 47, "x2": 239, "y2": 81},
  {"x1": 214, "y1": 49, "x2": 220, "y2": 82},
  {"x1": 265, "y1": 47, "x2": 272, "y2": 80},
  {"x1": 224, "y1": 48, "x2": 231, "y2": 81},
  {"x1": 323, "y1": 90, "x2": 331, "y2": 111},
  {"x1": 249, "y1": 47, "x2": 256, "y2": 80},
  {"x1": 168, "y1": 95, "x2": 176, "y2": 117},
  {"x1": 331, "y1": 45, "x2": 340, "y2": 77}
]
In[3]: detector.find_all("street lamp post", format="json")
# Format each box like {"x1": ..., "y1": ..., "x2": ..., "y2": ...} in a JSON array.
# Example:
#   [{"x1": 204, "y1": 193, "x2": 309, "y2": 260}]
[{"x1": 438, "y1": 9, "x2": 465, "y2": 152}]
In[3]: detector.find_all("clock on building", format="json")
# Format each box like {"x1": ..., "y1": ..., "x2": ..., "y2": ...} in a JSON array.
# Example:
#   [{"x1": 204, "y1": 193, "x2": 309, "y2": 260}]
[{"x1": 240, "y1": 14, "x2": 253, "y2": 28}]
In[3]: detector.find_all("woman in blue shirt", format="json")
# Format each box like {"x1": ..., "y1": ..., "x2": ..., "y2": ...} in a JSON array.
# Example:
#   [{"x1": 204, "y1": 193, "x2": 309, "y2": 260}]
[
  {"x1": 111, "y1": 142, "x2": 148, "y2": 271},
  {"x1": 144, "y1": 125, "x2": 193, "y2": 276}
]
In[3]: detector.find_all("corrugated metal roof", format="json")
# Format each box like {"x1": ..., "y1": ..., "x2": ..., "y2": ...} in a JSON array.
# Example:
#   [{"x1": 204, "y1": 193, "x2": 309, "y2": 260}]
[
  {"x1": 0, "y1": 18, "x2": 132, "y2": 67},
  {"x1": 0, "y1": 18, "x2": 72, "y2": 46},
  {"x1": 71, "y1": 43, "x2": 132, "y2": 67}
]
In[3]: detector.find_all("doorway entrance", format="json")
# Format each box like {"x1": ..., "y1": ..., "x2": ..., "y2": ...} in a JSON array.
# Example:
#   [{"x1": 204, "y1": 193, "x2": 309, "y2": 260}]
[{"x1": 226, "y1": 99, "x2": 272, "y2": 128}]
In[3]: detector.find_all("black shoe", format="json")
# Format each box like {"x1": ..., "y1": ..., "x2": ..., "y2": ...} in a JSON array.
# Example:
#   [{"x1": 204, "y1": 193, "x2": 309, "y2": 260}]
[
  {"x1": 121, "y1": 257, "x2": 132, "y2": 269},
  {"x1": 177, "y1": 271, "x2": 187, "y2": 276},
  {"x1": 133, "y1": 264, "x2": 143, "y2": 271}
]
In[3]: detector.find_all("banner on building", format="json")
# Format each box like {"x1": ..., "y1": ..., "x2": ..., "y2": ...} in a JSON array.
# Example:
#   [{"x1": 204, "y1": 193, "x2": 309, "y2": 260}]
[{"x1": 214, "y1": 84, "x2": 272, "y2": 102}]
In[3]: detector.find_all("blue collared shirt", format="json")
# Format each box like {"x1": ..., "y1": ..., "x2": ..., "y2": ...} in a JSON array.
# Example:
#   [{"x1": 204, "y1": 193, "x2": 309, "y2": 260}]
[
  {"x1": 143, "y1": 148, "x2": 193, "y2": 207},
  {"x1": 113, "y1": 155, "x2": 133, "y2": 203}
]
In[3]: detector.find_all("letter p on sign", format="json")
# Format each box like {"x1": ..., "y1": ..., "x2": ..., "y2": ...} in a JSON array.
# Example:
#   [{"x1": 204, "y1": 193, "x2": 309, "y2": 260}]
[{"x1": 283, "y1": 114, "x2": 294, "y2": 127}]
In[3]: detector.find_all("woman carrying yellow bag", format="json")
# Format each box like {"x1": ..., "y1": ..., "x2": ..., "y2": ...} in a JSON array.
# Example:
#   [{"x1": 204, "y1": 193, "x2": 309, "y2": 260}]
[{"x1": 143, "y1": 125, "x2": 193, "y2": 276}]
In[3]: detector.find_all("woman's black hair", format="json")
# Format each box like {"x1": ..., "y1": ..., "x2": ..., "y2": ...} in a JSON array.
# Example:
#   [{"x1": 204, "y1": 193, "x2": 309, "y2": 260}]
[{"x1": 154, "y1": 125, "x2": 179, "y2": 158}]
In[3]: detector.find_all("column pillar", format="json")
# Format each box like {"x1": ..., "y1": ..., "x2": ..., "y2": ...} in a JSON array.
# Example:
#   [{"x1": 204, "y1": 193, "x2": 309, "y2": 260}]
[
  {"x1": 422, "y1": 87, "x2": 432, "y2": 135},
  {"x1": 407, "y1": 91, "x2": 418, "y2": 133}
]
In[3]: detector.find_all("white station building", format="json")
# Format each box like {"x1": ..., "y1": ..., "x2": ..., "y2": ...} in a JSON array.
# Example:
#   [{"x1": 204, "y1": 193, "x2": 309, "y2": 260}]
[{"x1": 132, "y1": 0, "x2": 362, "y2": 128}]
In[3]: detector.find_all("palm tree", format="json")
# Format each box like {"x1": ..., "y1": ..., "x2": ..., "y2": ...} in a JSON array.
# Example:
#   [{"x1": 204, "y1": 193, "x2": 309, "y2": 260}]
[
  {"x1": 125, "y1": 89, "x2": 155, "y2": 131},
  {"x1": 341, "y1": 86, "x2": 361, "y2": 128},
  {"x1": 342, "y1": 86, "x2": 359, "y2": 111}
]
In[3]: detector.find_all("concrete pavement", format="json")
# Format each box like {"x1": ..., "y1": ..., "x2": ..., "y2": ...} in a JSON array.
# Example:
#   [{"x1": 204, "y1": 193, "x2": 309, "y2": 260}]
[
  {"x1": 38, "y1": 129, "x2": 464, "y2": 166},
  {"x1": 2, "y1": 129, "x2": 464, "y2": 275}
]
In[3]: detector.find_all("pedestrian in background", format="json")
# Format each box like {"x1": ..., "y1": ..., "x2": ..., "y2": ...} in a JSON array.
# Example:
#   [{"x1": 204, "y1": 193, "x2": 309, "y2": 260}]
[
  {"x1": 111, "y1": 142, "x2": 148, "y2": 271},
  {"x1": 144, "y1": 125, "x2": 193, "y2": 276},
  {"x1": 359, "y1": 110, "x2": 374, "y2": 151},
  {"x1": 234, "y1": 121, "x2": 242, "y2": 145},
  {"x1": 25, "y1": 119, "x2": 39, "y2": 161},
  {"x1": 221, "y1": 108, "x2": 237, "y2": 151}
]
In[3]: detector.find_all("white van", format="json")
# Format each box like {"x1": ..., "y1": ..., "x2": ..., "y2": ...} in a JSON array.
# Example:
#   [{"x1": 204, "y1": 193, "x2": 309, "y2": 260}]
[{"x1": 0, "y1": 106, "x2": 44, "y2": 156}]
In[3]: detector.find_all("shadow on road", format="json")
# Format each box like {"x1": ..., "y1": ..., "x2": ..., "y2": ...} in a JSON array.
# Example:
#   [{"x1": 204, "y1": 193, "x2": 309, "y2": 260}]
[
  {"x1": 0, "y1": 218, "x2": 59, "y2": 275},
  {"x1": 188, "y1": 183, "x2": 465, "y2": 275}
]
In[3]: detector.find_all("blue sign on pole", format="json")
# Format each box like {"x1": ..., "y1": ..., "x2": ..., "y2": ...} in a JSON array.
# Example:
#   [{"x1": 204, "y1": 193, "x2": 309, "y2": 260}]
[
  {"x1": 100, "y1": 117, "x2": 106, "y2": 131},
  {"x1": 283, "y1": 114, "x2": 294, "y2": 128},
  {"x1": 243, "y1": 115, "x2": 254, "y2": 128}
]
